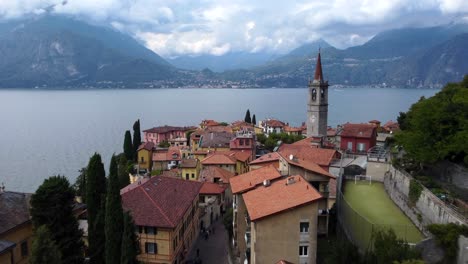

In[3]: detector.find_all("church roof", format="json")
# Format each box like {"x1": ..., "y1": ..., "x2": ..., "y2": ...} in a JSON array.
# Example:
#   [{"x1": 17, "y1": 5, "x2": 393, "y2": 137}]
[{"x1": 314, "y1": 51, "x2": 324, "y2": 82}]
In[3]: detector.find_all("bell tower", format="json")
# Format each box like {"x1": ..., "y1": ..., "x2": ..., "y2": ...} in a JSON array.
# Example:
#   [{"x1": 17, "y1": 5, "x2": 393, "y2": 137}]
[{"x1": 307, "y1": 50, "x2": 329, "y2": 138}]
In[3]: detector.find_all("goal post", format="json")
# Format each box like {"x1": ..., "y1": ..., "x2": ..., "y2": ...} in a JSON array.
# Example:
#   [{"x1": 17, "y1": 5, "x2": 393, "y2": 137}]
[{"x1": 354, "y1": 175, "x2": 372, "y2": 185}]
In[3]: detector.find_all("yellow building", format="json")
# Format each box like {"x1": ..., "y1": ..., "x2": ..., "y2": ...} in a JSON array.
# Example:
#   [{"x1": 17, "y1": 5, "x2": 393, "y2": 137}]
[
  {"x1": 137, "y1": 142, "x2": 155, "y2": 172},
  {"x1": 121, "y1": 176, "x2": 202, "y2": 264},
  {"x1": 180, "y1": 158, "x2": 200, "y2": 181},
  {"x1": 0, "y1": 191, "x2": 33, "y2": 264}
]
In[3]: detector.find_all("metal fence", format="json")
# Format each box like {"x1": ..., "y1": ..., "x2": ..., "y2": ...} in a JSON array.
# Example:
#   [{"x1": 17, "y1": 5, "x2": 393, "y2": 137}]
[{"x1": 337, "y1": 189, "x2": 420, "y2": 252}]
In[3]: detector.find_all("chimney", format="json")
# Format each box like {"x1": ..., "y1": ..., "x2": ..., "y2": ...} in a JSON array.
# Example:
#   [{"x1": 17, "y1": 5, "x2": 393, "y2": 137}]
[
  {"x1": 286, "y1": 177, "x2": 296, "y2": 185},
  {"x1": 289, "y1": 154, "x2": 294, "y2": 161},
  {"x1": 263, "y1": 179, "x2": 271, "y2": 187}
]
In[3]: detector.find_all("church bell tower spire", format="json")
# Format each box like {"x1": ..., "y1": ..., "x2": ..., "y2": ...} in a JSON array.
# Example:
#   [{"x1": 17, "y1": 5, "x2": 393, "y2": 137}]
[{"x1": 307, "y1": 50, "x2": 329, "y2": 138}]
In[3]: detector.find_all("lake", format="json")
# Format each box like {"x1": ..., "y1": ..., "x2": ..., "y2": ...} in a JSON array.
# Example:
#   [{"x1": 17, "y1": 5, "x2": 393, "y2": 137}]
[{"x1": 0, "y1": 87, "x2": 438, "y2": 192}]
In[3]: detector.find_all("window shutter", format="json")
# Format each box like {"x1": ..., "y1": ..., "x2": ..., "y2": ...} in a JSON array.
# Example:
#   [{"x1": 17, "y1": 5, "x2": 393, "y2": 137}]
[
  {"x1": 155, "y1": 243, "x2": 158, "y2": 254},
  {"x1": 145, "y1": 243, "x2": 149, "y2": 253}
]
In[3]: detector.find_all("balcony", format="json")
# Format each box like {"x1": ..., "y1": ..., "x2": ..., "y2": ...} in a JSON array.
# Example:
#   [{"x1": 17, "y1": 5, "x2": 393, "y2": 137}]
[{"x1": 245, "y1": 214, "x2": 251, "y2": 227}]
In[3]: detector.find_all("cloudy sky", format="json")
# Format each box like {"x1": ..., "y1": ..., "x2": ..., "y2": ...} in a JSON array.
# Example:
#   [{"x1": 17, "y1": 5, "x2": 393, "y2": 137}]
[{"x1": 1, "y1": 0, "x2": 467, "y2": 57}]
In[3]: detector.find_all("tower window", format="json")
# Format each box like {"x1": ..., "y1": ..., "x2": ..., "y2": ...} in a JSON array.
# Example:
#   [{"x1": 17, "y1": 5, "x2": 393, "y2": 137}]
[
  {"x1": 312, "y1": 89, "x2": 317, "y2": 101},
  {"x1": 321, "y1": 88, "x2": 325, "y2": 99}
]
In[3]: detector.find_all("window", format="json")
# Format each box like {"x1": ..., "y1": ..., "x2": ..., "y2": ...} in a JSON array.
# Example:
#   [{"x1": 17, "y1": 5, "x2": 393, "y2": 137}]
[
  {"x1": 245, "y1": 139, "x2": 250, "y2": 146},
  {"x1": 186, "y1": 173, "x2": 189, "y2": 180},
  {"x1": 347, "y1": 141, "x2": 353, "y2": 151},
  {"x1": 145, "y1": 242, "x2": 157, "y2": 254},
  {"x1": 20, "y1": 241, "x2": 28, "y2": 257},
  {"x1": 299, "y1": 245, "x2": 308, "y2": 257},
  {"x1": 240, "y1": 139, "x2": 244, "y2": 146},
  {"x1": 145, "y1": 226, "x2": 157, "y2": 235},
  {"x1": 191, "y1": 173, "x2": 195, "y2": 179},
  {"x1": 141, "y1": 157, "x2": 144, "y2": 163},
  {"x1": 312, "y1": 88, "x2": 317, "y2": 101},
  {"x1": 357, "y1": 143, "x2": 366, "y2": 152},
  {"x1": 300, "y1": 222, "x2": 309, "y2": 233}
]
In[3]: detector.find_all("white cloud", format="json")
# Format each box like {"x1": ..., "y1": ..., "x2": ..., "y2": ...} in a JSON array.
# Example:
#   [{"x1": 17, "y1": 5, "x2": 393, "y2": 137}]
[{"x1": 0, "y1": 0, "x2": 467, "y2": 56}]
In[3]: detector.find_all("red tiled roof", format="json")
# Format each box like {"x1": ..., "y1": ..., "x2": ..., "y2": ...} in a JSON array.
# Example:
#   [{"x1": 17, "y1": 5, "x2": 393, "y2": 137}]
[
  {"x1": 280, "y1": 152, "x2": 334, "y2": 178},
  {"x1": 152, "y1": 146, "x2": 182, "y2": 161},
  {"x1": 250, "y1": 152, "x2": 282, "y2": 165},
  {"x1": 314, "y1": 51, "x2": 324, "y2": 81},
  {"x1": 276, "y1": 260, "x2": 294, "y2": 264},
  {"x1": 180, "y1": 158, "x2": 198, "y2": 168},
  {"x1": 200, "y1": 120, "x2": 220, "y2": 127},
  {"x1": 327, "y1": 127, "x2": 337, "y2": 136},
  {"x1": 201, "y1": 153, "x2": 236, "y2": 165},
  {"x1": 383, "y1": 120, "x2": 400, "y2": 132},
  {"x1": 279, "y1": 141, "x2": 337, "y2": 167},
  {"x1": 143, "y1": 125, "x2": 193, "y2": 133},
  {"x1": 200, "y1": 166, "x2": 235, "y2": 183},
  {"x1": 121, "y1": 176, "x2": 202, "y2": 228},
  {"x1": 264, "y1": 119, "x2": 286, "y2": 127},
  {"x1": 230, "y1": 151, "x2": 251, "y2": 162},
  {"x1": 138, "y1": 141, "x2": 155, "y2": 151},
  {"x1": 283, "y1": 126, "x2": 303, "y2": 132},
  {"x1": 205, "y1": 126, "x2": 233, "y2": 133},
  {"x1": 243, "y1": 175, "x2": 322, "y2": 221},
  {"x1": 200, "y1": 182, "x2": 226, "y2": 195},
  {"x1": 340, "y1": 123, "x2": 376, "y2": 138},
  {"x1": 230, "y1": 166, "x2": 282, "y2": 194}
]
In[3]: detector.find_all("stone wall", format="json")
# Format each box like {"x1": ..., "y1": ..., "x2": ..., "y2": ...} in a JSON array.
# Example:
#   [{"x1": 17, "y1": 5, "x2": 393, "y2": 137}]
[
  {"x1": 366, "y1": 161, "x2": 390, "y2": 182},
  {"x1": 458, "y1": 235, "x2": 468, "y2": 264},
  {"x1": 384, "y1": 166, "x2": 467, "y2": 235}
]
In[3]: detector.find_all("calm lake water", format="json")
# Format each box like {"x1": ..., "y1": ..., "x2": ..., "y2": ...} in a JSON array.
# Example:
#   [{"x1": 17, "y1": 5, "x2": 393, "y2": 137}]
[{"x1": 0, "y1": 87, "x2": 438, "y2": 192}]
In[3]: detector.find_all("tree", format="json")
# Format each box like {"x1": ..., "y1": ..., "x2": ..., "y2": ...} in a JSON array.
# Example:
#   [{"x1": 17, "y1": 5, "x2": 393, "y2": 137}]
[
  {"x1": 427, "y1": 223, "x2": 468, "y2": 262},
  {"x1": 121, "y1": 211, "x2": 139, "y2": 264},
  {"x1": 244, "y1": 109, "x2": 251, "y2": 123},
  {"x1": 30, "y1": 176, "x2": 84, "y2": 264},
  {"x1": 106, "y1": 155, "x2": 124, "y2": 264},
  {"x1": 124, "y1": 130, "x2": 134, "y2": 161},
  {"x1": 86, "y1": 153, "x2": 107, "y2": 264},
  {"x1": 366, "y1": 228, "x2": 420, "y2": 263},
  {"x1": 118, "y1": 154, "x2": 130, "y2": 189},
  {"x1": 132, "y1": 120, "x2": 141, "y2": 161},
  {"x1": 223, "y1": 208, "x2": 233, "y2": 238},
  {"x1": 73, "y1": 167, "x2": 87, "y2": 202},
  {"x1": 395, "y1": 76, "x2": 468, "y2": 166},
  {"x1": 30, "y1": 225, "x2": 62, "y2": 264},
  {"x1": 252, "y1": 114, "x2": 256, "y2": 125}
]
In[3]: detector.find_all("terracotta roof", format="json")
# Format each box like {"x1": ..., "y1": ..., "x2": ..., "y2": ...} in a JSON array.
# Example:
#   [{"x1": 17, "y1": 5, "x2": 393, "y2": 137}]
[
  {"x1": 200, "y1": 166, "x2": 235, "y2": 183},
  {"x1": 340, "y1": 123, "x2": 376, "y2": 138},
  {"x1": 0, "y1": 191, "x2": 32, "y2": 235},
  {"x1": 243, "y1": 175, "x2": 322, "y2": 221},
  {"x1": 137, "y1": 141, "x2": 155, "y2": 151},
  {"x1": 200, "y1": 120, "x2": 220, "y2": 127},
  {"x1": 230, "y1": 151, "x2": 251, "y2": 162},
  {"x1": 264, "y1": 119, "x2": 286, "y2": 127},
  {"x1": 180, "y1": 158, "x2": 198, "y2": 168},
  {"x1": 283, "y1": 126, "x2": 303, "y2": 132},
  {"x1": 199, "y1": 131, "x2": 234, "y2": 148},
  {"x1": 250, "y1": 152, "x2": 282, "y2": 165},
  {"x1": 121, "y1": 176, "x2": 202, "y2": 228},
  {"x1": 327, "y1": 127, "x2": 337, "y2": 136},
  {"x1": 276, "y1": 260, "x2": 294, "y2": 264},
  {"x1": 279, "y1": 141, "x2": 337, "y2": 167},
  {"x1": 368, "y1": 120, "x2": 381, "y2": 124},
  {"x1": 120, "y1": 177, "x2": 150, "y2": 195},
  {"x1": 152, "y1": 146, "x2": 182, "y2": 161},
  {"x1": 230, "y1": 166, "x2": 282, "y2": 194},
  {"x1": 201, "y1": 153, "x2": 236, "y2": 165},
  {"x1": 143, "y1": 125, "x2": 193, "y2": 133},
  {"x1": 200, "y1": 182, "x2": 227, "y2": 195},
  {"x1": 205, "y1": 126, "x2": 233, "y2": 133},
  {"x1": 383, "y1": 120, "x2": 400, "y2": 132},
  {"x1": 314, "y1": 51, "x2": 324, "y2": 81},
  {"x1": 231, "y1": 120, "x2": 253, "y2": 127},
  {"x1": 280, "y1": 153, "x2": 334, "y2": 178}
]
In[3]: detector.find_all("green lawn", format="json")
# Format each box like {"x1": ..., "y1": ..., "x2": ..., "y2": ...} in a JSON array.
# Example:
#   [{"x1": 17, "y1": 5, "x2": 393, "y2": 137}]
[{"x1": 343, "y1": 181, "x2": 423, "y2": 245}]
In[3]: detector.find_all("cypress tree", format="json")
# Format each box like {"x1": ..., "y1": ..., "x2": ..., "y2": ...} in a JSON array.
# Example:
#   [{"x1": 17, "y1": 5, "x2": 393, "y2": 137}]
[
  {"x1": 124, "y1": 130, "x2": 134, "y2": 161},
  {"x1": 30, "y1": 225, "x2": 62, "y2": 264},
  {"x1": 121, "y1": 211, "x2": 139, "y2": 264},
  {"x1": 132, "y1": 120, "x2": 141, "y2": 161},
  {"x1": 118, "y1": 154, "x2": 130, "y2": 189},
  {"x1": 106, "y1": 155, "x2": 124, "y2": 264},
  {"x1": 86, "y1": 153, "x2": 107, "y2": 264},
  {"x1": 244, "y1": 109, "x2": 251, "y2": 123},
  {"x1": 252, "y1": 114, "x2": 256, "y2": 125},
  {"x1": 30, "y1": 176, "x2": 84, "y2": 264}
]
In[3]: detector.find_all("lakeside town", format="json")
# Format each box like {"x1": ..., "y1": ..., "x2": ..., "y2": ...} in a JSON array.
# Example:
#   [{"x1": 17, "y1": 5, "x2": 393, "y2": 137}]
[{"x1": 1, "y1": 53, "x2": 467, "y2": 264}]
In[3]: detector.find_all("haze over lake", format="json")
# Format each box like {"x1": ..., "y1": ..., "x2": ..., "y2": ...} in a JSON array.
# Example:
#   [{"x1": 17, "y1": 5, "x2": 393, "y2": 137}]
[{"x1": 0, "y1": 87, "x2": 438, "y2": 192}]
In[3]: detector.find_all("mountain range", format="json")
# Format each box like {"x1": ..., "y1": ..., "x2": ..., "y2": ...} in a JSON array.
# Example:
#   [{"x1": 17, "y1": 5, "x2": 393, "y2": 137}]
[{"x1": 0, "y1": 15, "x2": 467, "y2": 88}]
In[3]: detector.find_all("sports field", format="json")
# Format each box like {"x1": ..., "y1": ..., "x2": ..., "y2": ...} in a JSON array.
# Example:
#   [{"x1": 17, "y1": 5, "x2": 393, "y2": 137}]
[{"x1": 343, "y1": 181, "x2": 423, "y2": 244}]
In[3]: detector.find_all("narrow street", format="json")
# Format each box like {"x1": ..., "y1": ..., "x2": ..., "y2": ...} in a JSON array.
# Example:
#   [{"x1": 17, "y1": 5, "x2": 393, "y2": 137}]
[{"x1": 186, "y1": 220, "x2": 231, "y2": 264}]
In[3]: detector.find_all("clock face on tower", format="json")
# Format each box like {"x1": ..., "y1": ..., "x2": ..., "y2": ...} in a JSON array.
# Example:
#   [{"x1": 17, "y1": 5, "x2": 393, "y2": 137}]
[{"x1": 310, "y1": 115, "x2": 316, "y2": 123}]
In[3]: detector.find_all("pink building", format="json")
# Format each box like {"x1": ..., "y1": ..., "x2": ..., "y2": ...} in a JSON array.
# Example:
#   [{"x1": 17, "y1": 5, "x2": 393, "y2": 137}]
[{"x1": 143, "y1": 125, "x2": 194, "y2": 146}]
